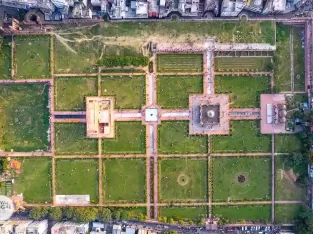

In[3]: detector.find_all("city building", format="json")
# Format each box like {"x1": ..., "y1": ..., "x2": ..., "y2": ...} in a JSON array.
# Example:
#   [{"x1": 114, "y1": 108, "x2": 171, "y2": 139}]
[
  {"x1": 51, "y1": 222, "x2": 89, "y2": 234},
  {"x1": 26, "y1": 220, "x2": 48, "y2": 234}
]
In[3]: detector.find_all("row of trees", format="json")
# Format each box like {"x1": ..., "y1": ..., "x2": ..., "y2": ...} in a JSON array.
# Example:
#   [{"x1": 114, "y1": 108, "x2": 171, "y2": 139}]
[
  {"x1": 158, "y1": 216, "x2": 206, "y2": 226},
  {"x1": 98, "y1": 56, "x2": 149, "y2": 67},
  {"x1": 28, "y1": 207, "x2": 147, "y2": 223}
]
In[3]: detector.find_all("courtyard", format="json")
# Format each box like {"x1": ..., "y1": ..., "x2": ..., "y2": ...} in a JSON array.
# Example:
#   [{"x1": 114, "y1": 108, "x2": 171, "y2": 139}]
[{"x1": 0, "y1": 20, "x2": 307, "y2": 224}]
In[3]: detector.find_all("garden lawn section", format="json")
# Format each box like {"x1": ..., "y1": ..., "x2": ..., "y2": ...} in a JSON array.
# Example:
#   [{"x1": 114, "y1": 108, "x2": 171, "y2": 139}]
[
  {"x1": 275, "y1": 204, "x2": 302, "y2": 224},
  {"x1": 157, "y1": 75, "x2": 203, "y2": 109},
  {"x1": 56, "y1": 159, "x2": 99, "y2": 203},
  {"x1": 0, "y1": 37, "x2": 11, "y2": 79},
  {"x1": 213, "y1": 205, "x2": 271, "y2": 223},
  {"x1": 212, "y1": 156, "x2": 271, "y2": 202},
  {"x1": 102, "y1": 122, "x2": 145, "y2": 154},
  {"x1": 54, "y1": 21, "x2": 275, "y2": 73},
  {"x1": 274, "y1": 24, "x2": 291, "y2": 91},
  {"x1": 275, "y1": 155, "x2": 307, "y2": 201},
  {"x1": 103, "y1": 159, "x2": 146, "y2": 203},
  {"x1": 55, "y1": 123, "x2": 98, "y2": 155},
  {"x1": 14, "y1": 35, "x2": 50, "y2": 79},
  {"x1": 293, "y1": 26, "x2": 305, "y2": 91},
  {"x1": 13, "y1": 158, "x2": 52, "y2": 203},
  {"x1": 215, "y1": 57, "x2": 272, "y2": 72},
  {"x1": 215, "y1": 75, "x2": 270, "y2": 108},
  {"x1": 158, "y1": 121, "x2": 208, "y2": 154},
  {"x1": 0, "y1": 83, "x2": 50, "y2": 152},
  {"x1": 157, "y1": 54, "x2": 203, "y2": 72},
  {"x1": 275, "y1": 134, "x2": 303, "y2": 153},
  {"x1": 159, "y1": 207, "x2": 207, "y2": 221},
  {"x1": 54, "y1": 77, "x2": 98, "y2": 111},
  {"x1": 159, "y1": 158, "x2": 207, "y2": 202},
  {"x1": 211, "y1": 120, "x2": 272, "y2": 153},
  {"x1": 101, "y1": 76, "x2": 145, "y2": 109}
]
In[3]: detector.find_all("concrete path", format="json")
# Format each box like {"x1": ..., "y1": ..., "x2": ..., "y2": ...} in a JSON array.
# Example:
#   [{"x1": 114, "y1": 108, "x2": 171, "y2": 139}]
[
  {"x1": 145, "y1": 126, "x2": 151, "y2": 219},
  {"x1": 271, "y1": 134, "x2": 275, "y2": 222},
  {"x1": 229, "y1": 108, "x2": 261, "y2": 120},
  {"x1": 0, "y1": 152, "x2": 52, "y2": 156},
  {"x1": 290, "y1": 27, "x2": 295, "y2": 92},
  {"x1": 160, "y1": 110, "x2": 189, "y2": 120},
  {"x1": 0, "y1": 79, "x2": 52, "y2": 83},
  {"x1": 215, "y1": 72, "x2": 272, "y2": 76},
  {"x1": 53, "y1": 111, "x2": 86, "y2": 115},
  {"x1": 114, "y1": 110, "x2": 142, "y2": 121},
  {"x1": 53, "y1": 118, "x2": 86, "y2": 123}
]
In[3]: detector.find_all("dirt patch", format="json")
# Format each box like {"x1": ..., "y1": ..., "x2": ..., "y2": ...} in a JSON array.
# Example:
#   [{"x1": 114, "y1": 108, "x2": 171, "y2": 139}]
[{"x1": 279, "y1": 168, "x2": 299, "y2": 183}]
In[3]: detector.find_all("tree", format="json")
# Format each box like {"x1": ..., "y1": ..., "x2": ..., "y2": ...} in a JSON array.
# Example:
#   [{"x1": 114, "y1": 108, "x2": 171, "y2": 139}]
[
  {"x1": 113, "y1": 210, "x2": 121, "y2": 220},
  {"x1": 49, "y1": 207, "x2": 63, "y2": 221},
  {"x1": 63, "y1": 207, "x2": 74, "y2": 219},
  {"x1": 295, "y1": 205, "x2": 313, "y2": 234},
  {"x1": 98, "y1": 208, "x2": 112, "y2": 221},
  {"x1": 169, "y1": 218, "x2": 175, "y2": 224},
  {"x1": 29, "y1": 207, "x2": 49, "y2": 219},
  {"x1": 72, "y1": 207, "x2": 98, "y2": 223}
]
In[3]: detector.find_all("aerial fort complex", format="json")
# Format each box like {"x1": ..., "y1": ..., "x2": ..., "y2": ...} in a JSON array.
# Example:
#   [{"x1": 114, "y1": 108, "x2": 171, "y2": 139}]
[{"x1": 0, "y1": 17, "x2": 312, "y2": 228}]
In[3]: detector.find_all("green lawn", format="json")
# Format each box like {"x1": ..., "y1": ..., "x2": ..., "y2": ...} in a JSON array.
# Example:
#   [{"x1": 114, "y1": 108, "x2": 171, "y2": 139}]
[
  {"x1": 0, "y1": 83, "x2": 50, "y2": 152},
  {"x1": 159, "y1": 158, "x2": 207, "y2": 202},
  {"x1": 293, "y1": 26, "x2": 305, "y2": 91},
  {"x1": 0, "y1": 37, "x2": 11, "y2": 79},
  {"x1": 211, "y1": 121, "x2": 272, "y2": 153},
  {"x1": 103, "y1": 159, "x2": 146, "y2": 203},
  {"x1": 101, "y1": 76, "x2": 145, "y2": 109},
  {"x1": 56, "y1": 159, "x2": 98, "y2": 202},
  {"x1": 54, "y1": 21, "x2": 275, "y2": 72},
  {"x1": 275, "y1": 134, "x2": 303, "y2": 153},
  {"x1": 213, "y1": 205, "x2": 271, "y2": 223},
  {"x1": 159, "y1": 207, "x2": 207, "y2": 221},
  {"x1": 110, "y1": 207, "x2": 147, "y2": 220},
  {"x1": 54, "y1": 77, "x2": 98, "y2": 111},
  {"x1": 102, "y1": 122, "x2": 145, "y2": 154},
  {"x1": 158, "y1": 121, "x2": 208, "y2": 154},
  {"x1": 14, "y1": 35, "x2": 50, "y2": 79},
  {"x1": 157, "y1": 54, "x2": 203, "y2": 72},
  {"x1": 213, "y1": 157, "x2": 271, "y2": 202},
  {"x1": 215, "y1": 57, "x2": 272, "y2": 72},
  {"x1": 13, "y1": 158, "x2": 52, "y2": 203},
  {"x1": 275, "y1": 156, "x2": 307, "y2": 201},
  {"x1": 275, "y1": 204, "x2": 302, "y2": 224},
  {"x1": 215, "y1": 75, "x2": 270, "y2": 108},
  {"x1": 55, "y1": 123, "x2": 98, "y2": 155},
  {"x1": 274, "y1": 24, "x2": 291, "y2": 91},
  {"x1": 157, "y1": 75, "x2": 203, "y2": 109}
]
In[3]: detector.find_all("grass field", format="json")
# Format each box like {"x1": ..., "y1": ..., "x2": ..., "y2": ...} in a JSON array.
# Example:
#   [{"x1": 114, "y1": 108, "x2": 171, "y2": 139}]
[
  {"x1": 159, "y1": 158, "x2": 207, "y2": 202},
  {"x1": 274, "y1": 24, "x2": 291, "y2": 91},
  {"x1": 159, "y1": 207, "x2": 207, "y2": 221},
  {"x1": 275, "y1": 156, "x2": 307, "y2": 201},
  {"x1": 158, "y1": 121, "x2": 208, "y2": 154},
  {"x1": 55, "y1": 123, "x2": 98, "y2": 155},
  {"x1": 0, "y1": 37, "x2": 11, "y2": 79},
  {"x1": 215, "y1": 75, "x2": 270, "y2": 108},
  {"x1": 0, "y1": 83, "x2": 50, "y2": 152},
  {"x1": 215, "y1": 57, "x2": 272, "y2": 72},
  {"x1": 102, "y1": 122, "x2": 146, "y2": 154},
  {"x1": 14, "y1": 158, "x2": 52, "y2": 203},
  {"x1": 54, "y1": 22, "x2": 274, "y2": 73},
  {"x1": 56, "y1": 159, "x2": 98, "y2": 202},
  {"x1": 275, "y1": 134, "x2": 303, "y2": 153},
  {"x1": 211, "y1": 121, "x2": 272, "y2": 153},
  {"x1": 54, "y1": 77, "x2": 98, "y2": 111},
  {"x1": 157, "y1": 54, "x2": 203, "y2": 72},
  {"x1": 212, "y1": 157, "x2": 271, "y2": 202},
  {"x1": 14, "y1": 35, "x2": 50, "y2": 79},
  {"x1": 157, "y1": 75, "x2": 203, "y2": 109},
  {"x1": 101, "y1": 76, "x2": 145, "y2": 109},
  {"x1": 293, "y1": 26, "x2": 305, "y2": 92},
  {"x1": 275, "y1": 204, "x2": 301, "y2": 224},
  {"x1": 213, "y1": 205, "x2": 271, "y2": 223},
  {"x1": 103, "y1": 159, "x2": 146, "y2": 203}
]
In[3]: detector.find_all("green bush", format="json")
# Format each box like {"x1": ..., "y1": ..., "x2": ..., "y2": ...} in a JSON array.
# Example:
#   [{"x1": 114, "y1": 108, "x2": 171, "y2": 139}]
[{"x1": 98, "y1": 56, "x2": 149, "y2": 67}]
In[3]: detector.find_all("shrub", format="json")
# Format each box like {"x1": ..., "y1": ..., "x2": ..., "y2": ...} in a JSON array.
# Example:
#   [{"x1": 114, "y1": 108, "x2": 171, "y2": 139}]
[{"x1": 98, "y1": 56, "x2": 149, "y2": 67}]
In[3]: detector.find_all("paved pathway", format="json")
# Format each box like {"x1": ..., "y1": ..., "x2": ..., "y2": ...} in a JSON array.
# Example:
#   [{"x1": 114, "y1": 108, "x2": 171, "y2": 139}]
[
  {"x1": 53, "y1": 111, "x2": 86, "y2": 115},
  {"x1": 53, "y1": 118, "x2": 86, "y2": 123},
  {"x1": 0, "y1": 152, "x2": 52, "y2": 156},
  {"x1": 11, "y1": 38, "x2": 15, "y2": 79},
  {"x1": 215, "y1": 71, "x2": 272, "y2": 76},
  {"x1": 271, "y1": 134, "x2": 275, "y2": 222},
  {"x1": 0, "y1": 79, "x2": 52, "y2": 83},
  {"x1": 160, "y1": 110, "x2": 189, "y2": 120},
  {"x1": 114, "y1": 110, "x2": 142, "y2": 121},
  {"x1": 229, "y1": 108, "x2": 261, "y2": 120},
  {"x1": 145, "y1": 126, "x2": 151, "y2": 219}
]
